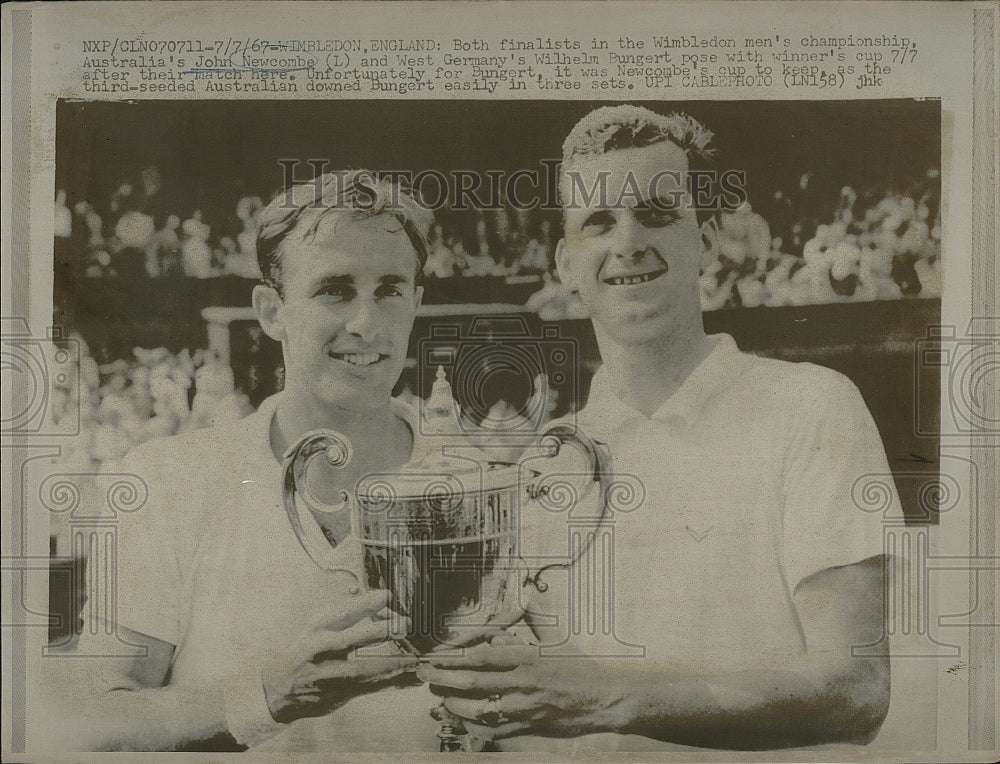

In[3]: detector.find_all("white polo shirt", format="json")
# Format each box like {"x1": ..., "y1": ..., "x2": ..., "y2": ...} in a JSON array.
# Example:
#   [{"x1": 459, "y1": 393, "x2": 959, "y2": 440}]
[
  {"x1": 528, "y1": 332, "x2": 893, "y2": 671},
  {"x1": 508, "y1": 333, "x2": 896, "y2": 753},
  {"x1": 78, "y1": 393, "x2": 442, "y2": 751}
]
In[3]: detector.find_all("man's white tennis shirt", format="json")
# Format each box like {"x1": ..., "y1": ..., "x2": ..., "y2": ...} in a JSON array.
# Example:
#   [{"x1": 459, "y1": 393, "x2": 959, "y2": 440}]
[
  {"x1": 526, "y1": 332, "x2": 896, "y2": 672},
  {"x1": 77, "y1": 394, "x2": 442, "y2": 750}
]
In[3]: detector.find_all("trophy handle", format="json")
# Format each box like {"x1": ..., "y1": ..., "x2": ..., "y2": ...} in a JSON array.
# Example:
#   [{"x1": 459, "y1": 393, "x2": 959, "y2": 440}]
[
  {"x1": 522, "y1": 423, "x2": 612, "y2": 593},
  {"x1": 282, "y1": 429, "x2": 356, "y2": 572}
]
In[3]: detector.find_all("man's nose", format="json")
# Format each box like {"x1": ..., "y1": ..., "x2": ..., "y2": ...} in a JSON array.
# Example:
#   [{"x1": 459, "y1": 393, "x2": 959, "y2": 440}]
[
  {"x1": 609, "y1": 213, "x2": 646, "y2": 260},
  {"x1": 344, "y1": 298, "x2": 381, "y2": 343}
]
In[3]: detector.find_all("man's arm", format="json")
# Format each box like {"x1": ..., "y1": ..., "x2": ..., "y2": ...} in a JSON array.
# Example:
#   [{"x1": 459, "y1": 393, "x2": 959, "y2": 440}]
[
  {"x1": 55, "y1": 591, "x2": 417, "y2": 751},
  {"x1": 50, "y1": 628, "x2": 237, "y2": 751},
  {"x1": 614, "y1": 555, "x2": 889, "y2": 748},
  {"x1": 422, "y1": 555, "x2": 889, "y2": 749},
  {"x1": 606, "y1": 369, "x2": 892, "y2": 747}
]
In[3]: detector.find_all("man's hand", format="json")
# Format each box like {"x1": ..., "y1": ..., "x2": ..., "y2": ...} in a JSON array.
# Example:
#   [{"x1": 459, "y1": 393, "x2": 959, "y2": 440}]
[
  {"x1": 417, "y1": 640, "x2": 621, "y2": 741},
  {"x1": 418, "y1": 557, "x2": 890, "y2": 749},
  {"x1": 262, "y1": 589, "x2": 418, "y2": 724}
]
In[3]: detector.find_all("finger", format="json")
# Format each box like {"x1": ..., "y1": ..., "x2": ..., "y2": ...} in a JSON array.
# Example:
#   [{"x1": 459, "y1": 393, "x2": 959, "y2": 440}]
[
  {"x1": 315, "y1": 654, "x2": 419, "y2": 683},
  {"x1": 490, "y1": 631, "x2": 529, "y2": 646},
  {"x1": 464, "y1": 720, "x2": 528, "y2": 741},
  {"x1": 342, "y1": 613, "x2": 411, "y2": 647},
  {"x1": 441, "y1": 691, "x2": 530, "y2": 724},
  {"x1": 440, "y1": 695, "x2": 490, "y2": 720},
  {"x1": 304, "y1": 655, "x2": 418, "y2": 709},
  {"x1": 308, "y1": 614, "x2": 411, "y2": 658},
  {"x1": 369, "y1": 606, "x2": 404, "y2": 621},
  {"x1": 424, "y1": 642, "x2": 535, "y2": 669},
  {"x1": 352, "y1": 639, "x2": 410, "y2": 658},
  {"x1": 424, "y1": 643, "x2": 537, "y2": 671},
  {"x1": 419, "y1": 667, "x2": 527, "y2": 694},
  {"x1": 315, "y1": 590, "x2": 391, "y2": 631}
]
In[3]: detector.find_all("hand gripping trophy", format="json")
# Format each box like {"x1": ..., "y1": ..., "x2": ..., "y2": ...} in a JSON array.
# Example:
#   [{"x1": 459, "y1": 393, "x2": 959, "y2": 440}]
[{"x1": 281, "y1": 368, "x2": 611, "y2": 751}]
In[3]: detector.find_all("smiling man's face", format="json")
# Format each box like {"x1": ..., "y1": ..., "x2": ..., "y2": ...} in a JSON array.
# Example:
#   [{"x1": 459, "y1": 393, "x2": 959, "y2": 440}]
[
  {"x1": 263, "y1": 213, "x2": 422, "y2": 413},
  {"x1": 556, "y1": 142, "x2": 704, "y2": 348}
]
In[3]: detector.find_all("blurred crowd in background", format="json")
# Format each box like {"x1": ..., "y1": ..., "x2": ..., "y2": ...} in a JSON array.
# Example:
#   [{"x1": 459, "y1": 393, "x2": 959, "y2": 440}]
[{"x1": 55, "y1": 158, "x2": 942, "y2": 319}]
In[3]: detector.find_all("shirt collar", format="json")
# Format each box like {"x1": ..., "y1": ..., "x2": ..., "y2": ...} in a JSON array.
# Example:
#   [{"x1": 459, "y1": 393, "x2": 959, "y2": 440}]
[
  {"x1": 251, "y1": 392, "x2": 420, "y2": 466},
  {"x1": 581, "y1": 333, "x2": 747, "y2": 435},
  {"x1": 249, "y1": 392, "x2": 283, "y2": 467}
]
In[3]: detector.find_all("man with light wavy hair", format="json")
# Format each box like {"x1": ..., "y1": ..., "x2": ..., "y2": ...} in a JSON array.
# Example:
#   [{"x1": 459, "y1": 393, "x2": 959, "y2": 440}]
[{"x1": 422, "y1": 105, "x2": 896, "y2": 752}]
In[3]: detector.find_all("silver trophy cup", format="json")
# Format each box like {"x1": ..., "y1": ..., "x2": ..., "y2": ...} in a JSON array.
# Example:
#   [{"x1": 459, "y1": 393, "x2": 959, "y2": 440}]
[{"x1": 282, "y1": 424, "x2": 610, "y2": 749}]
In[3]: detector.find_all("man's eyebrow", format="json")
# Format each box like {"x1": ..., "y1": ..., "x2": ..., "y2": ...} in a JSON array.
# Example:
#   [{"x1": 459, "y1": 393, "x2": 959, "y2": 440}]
[
  {"x1": 575, "y1": 194, "x2": 682, "y2": 225},
  {"x1": 310, "y1": 274, "x2": 355, "y2": 289},
  {"x1": 580, "y1": 209, "x2": 616, "y2": 227},
  {"x1": 380, "y1": 273, "x2": 411, "y2": 284},
  {"x1": 637, "y1": 194, "x2": 683, "y2": 211},
  {"x1": 314, "y1": 274, "x2": 354, "y2": 283}
]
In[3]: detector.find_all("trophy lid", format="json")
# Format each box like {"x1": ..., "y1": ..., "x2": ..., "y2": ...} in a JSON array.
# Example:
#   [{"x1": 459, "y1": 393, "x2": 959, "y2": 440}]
[
  {"x1": 354, "y1": 366, "x2": 529, "y2": 501},
  {"x1": 426, "y1": 366, "x2": 459, "y2": 419}
]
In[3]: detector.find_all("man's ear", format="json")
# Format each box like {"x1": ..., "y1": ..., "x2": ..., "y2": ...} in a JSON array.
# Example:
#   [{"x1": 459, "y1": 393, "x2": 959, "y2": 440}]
[
  {"x1": 698, "y1": 216, "x2": 720, "y2": 270},
  {"x1": 554, "y1": 238, "x2": 577, "y2": 291},
  {"x1": 252, "y1": 285, "x2": 286, "y2": 341}
]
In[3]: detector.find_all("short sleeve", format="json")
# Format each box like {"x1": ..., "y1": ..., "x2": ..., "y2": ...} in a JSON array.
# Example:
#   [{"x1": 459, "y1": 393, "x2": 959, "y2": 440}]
[
  {"x1": 780, "y1": 369, "x2": 895, "y2": 591},
  {"x1": 78, "y1": 445, "x2": 184, "y2": 648}
]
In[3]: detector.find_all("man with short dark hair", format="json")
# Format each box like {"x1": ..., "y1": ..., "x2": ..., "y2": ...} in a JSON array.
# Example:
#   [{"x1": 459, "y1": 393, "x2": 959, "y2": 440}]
[
  {"x1": 421, "y1": 106, "x2": 895, "y2": 752},
  {"x1": 62, "y1": 171, "x2": 435, "y2": 751}
]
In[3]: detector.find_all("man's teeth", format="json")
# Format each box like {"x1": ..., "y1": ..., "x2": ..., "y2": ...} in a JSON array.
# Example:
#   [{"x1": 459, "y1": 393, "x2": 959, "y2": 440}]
[
  {"x1": 333, "y1": 353, "x2": 383, "y2": 366},
  {"x1": 604, "y1": 269, "x2": 666, "y2": 286}
]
